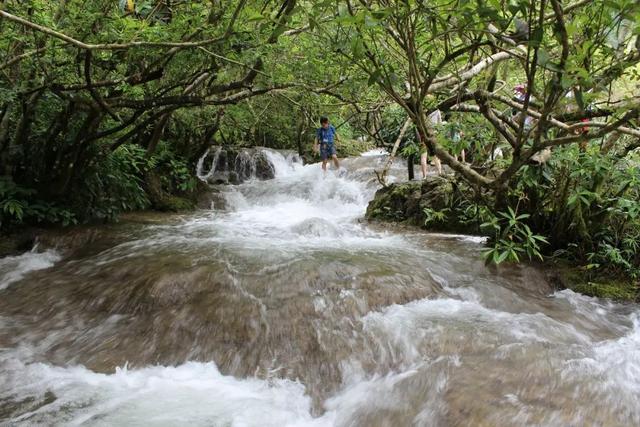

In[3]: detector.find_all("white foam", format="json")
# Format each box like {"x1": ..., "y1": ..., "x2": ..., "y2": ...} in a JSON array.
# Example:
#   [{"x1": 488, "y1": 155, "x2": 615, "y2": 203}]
[
  {"x1": 261, "y1": 148, "x2": 303, "y2": 177},
  {"x1": 360, "y1": 297, "x2": 593, "y2": 367},
  {"x1": 1, "y1": 359, "x2": 334, "y2": 427},
  {"x1": 592, "y1": 314, "x2": 640, "y2": 390},
  {"x1": 0, "y1": 248, "x2": 61, "y2": 290},
  {"x1": 360, "y1": 148, "x2": 388, "y2": 157},
  {"x1": 560, "y1": 313, "x2": 640, "y2": 424},
  {"x1": 189, "y1": 158, "x2": 409, "y2": 252},
  {"x1": 195, "y1": 146, "x2": 222, "y2": 182},
  {"x1": 427, "y1": 233, "x2": 488, "y2": 244}
]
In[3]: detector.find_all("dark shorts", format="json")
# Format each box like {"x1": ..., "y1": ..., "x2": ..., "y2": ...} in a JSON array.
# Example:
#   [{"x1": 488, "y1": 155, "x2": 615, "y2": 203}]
[{"x1": 320, "y1": 144, "x2": 337, "y2": 160}]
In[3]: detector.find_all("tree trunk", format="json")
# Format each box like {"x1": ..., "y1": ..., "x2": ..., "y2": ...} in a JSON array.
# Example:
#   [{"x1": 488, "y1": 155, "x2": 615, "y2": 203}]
[
  {"x1": 407, "y1": 153, "x2": 415, "y2": 180},
  {"x1": 146, "y1": 112, "x2": 172, "y2": 156},
  {"x1": 54, "y1": 111, "x2": 102, "y2": 196},
  {"x1": 378, "y1": 117, "x2": 411, "y2": 184},
  {"x1": 296, "y1": 112, "x2": 305, "y2": 157},
  {"x1": 12, "y1": 91, "x2": 42, "y2": 152},
  {"x1": 0, "y1": 105, "x2": 12, "y2": 176},
  {"x1": 43, "y1": 102, "x2": 75, "y2": 177}
]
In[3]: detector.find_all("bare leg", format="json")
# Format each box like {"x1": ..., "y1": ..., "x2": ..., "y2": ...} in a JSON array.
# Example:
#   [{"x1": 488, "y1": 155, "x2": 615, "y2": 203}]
[
  {"x1": 460, "y1": 149, "x2": 466, "y2": 163},
  {"x1": 332, "y1": 154, "x2": 340, "y2": 169},
  {"x1": 322, "y1": 159, "x2": 328, "y2": 174},
  {"x1": 420, "y1": 152, "x2": 428, "y2": 179},
  {"x1": 434, "y1": 156, "x2": 442, "y2": 175}
]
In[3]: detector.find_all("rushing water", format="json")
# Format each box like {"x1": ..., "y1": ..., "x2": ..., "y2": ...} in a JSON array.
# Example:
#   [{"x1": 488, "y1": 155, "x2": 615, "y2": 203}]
[{"x1": 1, "y1": 150, "x2": 639, "y2": 426}]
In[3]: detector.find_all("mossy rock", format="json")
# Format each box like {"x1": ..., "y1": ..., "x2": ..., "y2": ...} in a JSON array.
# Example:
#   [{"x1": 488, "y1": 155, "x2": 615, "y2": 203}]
[
  {"x1": 303, "y1": 139, "x2": 375, "y2": 162},
  {"x1": 571, "y1": 281, "x2": 637, "y2": 301},
  {"x1": 553, "y1": 266, "x2": 638, "y2": 301},
  {"x1": 253, "y1": 153, "x2": 275, "y2": 180},
  {"x1": 154, "y1": 196, "x2": 195, "y2": 212},
  {"x1": 366, "y1": 176, "x2": 481, "y2": 234},
  {"x1": 337, "y1": 138, "x2": 376, "y2": 157},
  {"x1": 0, "y1": 232, "x2": 37, "y2": 257},
  {"x1": 365, "y1": 182, "x2": 422, "y2": 223}
]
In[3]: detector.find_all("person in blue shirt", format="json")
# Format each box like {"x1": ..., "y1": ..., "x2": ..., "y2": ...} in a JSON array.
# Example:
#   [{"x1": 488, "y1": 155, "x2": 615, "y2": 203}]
[{"x1": 314, "y1": 116, "x2": 340, "y2": 173}]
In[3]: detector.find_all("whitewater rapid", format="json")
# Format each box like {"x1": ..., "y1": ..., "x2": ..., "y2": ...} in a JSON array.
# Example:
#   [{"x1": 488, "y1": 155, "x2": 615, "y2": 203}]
[{"x1": 1, "y1": 149, "x2": 639, "y2": 426}]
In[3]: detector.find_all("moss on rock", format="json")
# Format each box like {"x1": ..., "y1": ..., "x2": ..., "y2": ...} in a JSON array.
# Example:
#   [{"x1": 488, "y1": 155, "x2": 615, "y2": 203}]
[
  {"x1": 365, "y1": 176, "x2": 482, "y2": 234},
  {"x1": 552, "y1": 266, "x2": 638, "y2": 301},
  {"x1": 154, "y1": 195, "x2": 195, "y2": 212},
  {"x1": 144, "y1": 170, "x2": 197, "y2": 212},
  {"x1": 337, "y1": 139, "x2": 376, "y2": 157},
  {"x1": 571, "y1": 281, "x2": 637, "y2": 300},
  {"x1": 365, "y1": 182, "x2": 422, "y2": 224}
]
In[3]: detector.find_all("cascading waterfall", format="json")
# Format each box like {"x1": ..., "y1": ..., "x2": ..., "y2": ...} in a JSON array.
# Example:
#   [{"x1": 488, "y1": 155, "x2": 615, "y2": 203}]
[
  {"x1": 195, "y1": 146, "x2": 222, "y2": 182},
  {"x1": 234, "y1": 149, "x2": 257, "y2": 181},
  {"x1": 1, "y1": 150, "x2": 639, "y2": 426},
  {"x1": 196, "y1": 146, "x2": 299, "y2": 184}
]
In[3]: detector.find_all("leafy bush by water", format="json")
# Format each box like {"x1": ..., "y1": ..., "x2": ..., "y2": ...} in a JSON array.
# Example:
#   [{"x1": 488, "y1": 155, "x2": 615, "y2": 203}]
[
  {"x1": 1, "y1": 141, "x2": 198, "y2": 230},
  {"x1": 0, "y1": 178, "x2": 76, "y2": 230}
]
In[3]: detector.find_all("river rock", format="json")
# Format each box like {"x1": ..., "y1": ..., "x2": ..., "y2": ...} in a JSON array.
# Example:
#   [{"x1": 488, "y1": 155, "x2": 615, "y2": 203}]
[
  {"x1": 365, "y1": 176, "x2": 481, "y2": 234},
  {"x1": 196, "y1": 187, "x2": 227, "y2": 210},
  {"x1": 253, "y1": 152, "x2": 275, "y2": 180}
]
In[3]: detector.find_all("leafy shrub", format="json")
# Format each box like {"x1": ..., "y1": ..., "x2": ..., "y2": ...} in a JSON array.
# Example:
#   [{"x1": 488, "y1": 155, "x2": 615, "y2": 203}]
[
  {"x1": 79, "y1": 144, "x2": 151, "y2": 221},
  {"x1": 482, "y1": 207, "x2": 548, "y2": 264},
  {"x1": 423, "y1": 207, "x2": 450, "y2": 226},
  {"x1": 150, "y1": 141, "x2": 197, "y2": 194},
  {"x1": 0, "y1": 178, "x2": 77, "y2": 229},
  {"x1": 480, "y1": 144, "x2": 640, "y2": 279}
]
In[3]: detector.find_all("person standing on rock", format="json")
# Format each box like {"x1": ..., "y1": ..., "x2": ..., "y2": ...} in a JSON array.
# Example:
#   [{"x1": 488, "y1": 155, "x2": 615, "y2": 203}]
[{"x1": 314, "y1": 116, "x2": 340, "y2": 173}]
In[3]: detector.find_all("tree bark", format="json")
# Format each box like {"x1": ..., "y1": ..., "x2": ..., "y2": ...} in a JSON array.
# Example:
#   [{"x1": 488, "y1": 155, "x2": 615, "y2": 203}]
[{"x1": 378, "y1": 117, "x2": 411, "y2": 185}]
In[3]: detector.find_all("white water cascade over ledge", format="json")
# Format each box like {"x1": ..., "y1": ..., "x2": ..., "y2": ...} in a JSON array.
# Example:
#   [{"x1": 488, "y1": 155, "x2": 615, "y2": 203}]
[
  {"x1": 196, "y1": 146, "x2": 303, "y2": 185},
  {"x1": 0, "y1": 150, "x2": 639, "y2": 426}
]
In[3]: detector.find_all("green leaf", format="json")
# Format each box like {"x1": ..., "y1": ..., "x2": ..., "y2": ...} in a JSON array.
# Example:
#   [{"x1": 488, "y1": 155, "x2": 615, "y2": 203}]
[
  {"x1": 496, "y1": 250, "x2": 510, "y2": 264},
  {"x1": 537, "y1": 49, "x2": 550, "y2": 66}
]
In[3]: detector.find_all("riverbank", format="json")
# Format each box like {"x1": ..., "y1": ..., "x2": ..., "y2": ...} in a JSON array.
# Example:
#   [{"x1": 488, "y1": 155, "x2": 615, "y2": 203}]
[
  {"x1": 365, "y1": 179, "x2": 639, "y2": 302},
  {"x1": 0, "y1": 145, "x2": 291, "y2": 256},
  {"x1": 0, "y1": 211, "x2": 187, "y2": 258}
]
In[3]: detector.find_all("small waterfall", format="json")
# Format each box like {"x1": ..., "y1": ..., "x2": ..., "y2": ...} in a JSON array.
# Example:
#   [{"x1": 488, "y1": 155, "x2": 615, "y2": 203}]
[
  {"x1": 196, "y1": 146, "x2": 302, "y2": 185},
  {"x1": 196, "y1": 146, "x2": 222, "y2": 182},
  {"x1": 235, "y1": 150, "x2": 257, "y2": 182},
  {"x1": 261, "y1": 149, "x2": 302, "y2": 177},
  {"x1": 2, "y1": 149, "x2": 640, "y2": 426},
  {"x1": 0, "y1": 247, "x2": 61, "y2": 290}
]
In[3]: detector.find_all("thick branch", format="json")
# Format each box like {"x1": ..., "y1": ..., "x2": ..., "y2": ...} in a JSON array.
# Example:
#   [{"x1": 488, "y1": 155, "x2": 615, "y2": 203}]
[
  {"x1": 427, "y1": 48, "x2": 526, "y2": 93},
  {"x1": 0, "y1": 10, "x2": 228, "y2": 51},
  {"x1": 0, "y1": 47, "x2": 47, "y2": 71}
]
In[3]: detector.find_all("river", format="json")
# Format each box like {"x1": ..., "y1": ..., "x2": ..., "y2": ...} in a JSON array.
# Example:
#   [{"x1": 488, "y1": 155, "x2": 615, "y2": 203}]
[{"x1": 1, "y1": 150, "x2": 639, "y2": 426}]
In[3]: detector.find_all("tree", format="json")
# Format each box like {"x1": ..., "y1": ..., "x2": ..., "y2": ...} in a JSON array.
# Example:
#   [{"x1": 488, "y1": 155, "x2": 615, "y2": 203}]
[
  {"x1": 315, "y1": 0, "x2": 640, "y2": 195},
  {"x1": 0, "y1": 0, "x2": 298, "y2": 202}
]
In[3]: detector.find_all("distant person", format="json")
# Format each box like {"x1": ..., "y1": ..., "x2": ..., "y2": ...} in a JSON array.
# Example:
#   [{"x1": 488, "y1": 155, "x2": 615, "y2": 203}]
[
  {"x1": 513, "y1": 84, "x2": 535, "y2": 130},
  {"x1": 444, "y1": 112, "x2": 466, "y2": 163},
  {"x1": 419, "y1": 110, "x2": 443, "y2": 178},
  {"x1": 417, "y1": 130, "x2": 442, "y2": 178},
  {"x1": 314, "y1": 116, "x2": 340, "y2": 173}
]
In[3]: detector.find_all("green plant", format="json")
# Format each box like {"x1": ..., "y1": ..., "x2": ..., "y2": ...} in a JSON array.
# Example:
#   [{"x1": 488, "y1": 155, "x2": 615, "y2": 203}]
[
  {"x1": 150, "y1": 141, "x2": 197, "y2": 194},
  {"x1": 423, "y1": 207, "x2": 450, "y2": 226},
  {"x1": 78, "y1": 144, "x2": 150, "y2": 221},
  {"x1": 482, "y1": 207, "x2": 549, "y2": 264},
  {"x1": 0, "y1": 178, "x2": 77, "y2": 228}
]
